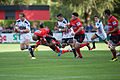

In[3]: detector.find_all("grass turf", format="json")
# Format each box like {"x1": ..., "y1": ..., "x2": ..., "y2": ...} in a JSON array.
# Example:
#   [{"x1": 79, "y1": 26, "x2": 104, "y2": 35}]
[{"x1": 0, "y1": 43, "x2": 120, "y2": 80}]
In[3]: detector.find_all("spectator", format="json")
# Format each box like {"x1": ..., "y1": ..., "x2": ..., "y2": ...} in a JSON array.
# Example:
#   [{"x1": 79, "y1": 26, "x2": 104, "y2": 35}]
[
  {"x1": 31, "y1": 22, "x2": 38, "y2": 33},
  {"x1": 2, "y1": 25, "x2": 7, "y2": 32},
  {"x1": 84, "y1": 23, "x2": 90, "y2": 32},
  {"x1": 90, "y1": 21, "x2": 96, "y2": 32},
  {"x1": 0, "y1": 26, "x2": 3, "y2": 34},
  {"x1": 7, "y1": 24, "x2": 14, "y2": 33}
]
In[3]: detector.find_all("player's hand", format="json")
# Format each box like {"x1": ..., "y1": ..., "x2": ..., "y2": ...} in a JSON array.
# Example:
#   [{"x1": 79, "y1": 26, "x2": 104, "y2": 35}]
[
  {"x1": 106, "y1": 31, "x2": 110, "y2": 35},
  {"x1": 14, "y1": 27, "x2": 19, "y2": 33},
  {"x1": 66, "y1": 23, "x2": 69, "y2": 27},
  {"x1": 54, "y1": 27, "x2": 58, "y2": 30},
  {"x1": 17, "y1": 29, "x2": 20, "y2": 33},
  {"x1": 71, "y1": 33, "x2": 75, "y2": 36},
  {"x1": 103, "y1": 16, "x2": 105, "y2": 20}
]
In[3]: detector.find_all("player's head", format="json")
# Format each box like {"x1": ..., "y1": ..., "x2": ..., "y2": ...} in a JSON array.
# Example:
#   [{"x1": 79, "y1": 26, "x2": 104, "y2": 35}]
[
  {"x1": 72, "y1": 12, "x2": 79, "y2": 20},
  {"x1": 104, "y1": 9, "x2": 111, "y2": 18},
  {"x1": 57, "y1": 13, "x2": 63, "y2": 21},
  {"x1": 94, "y1": 15, "x2": 99, "y2": 22},
  {"x1": 32, "y1": 35, "x2": 39, "y2": 41},
  {"x1": 19, "y1": 13, "x2": 25, "y2": 21}
]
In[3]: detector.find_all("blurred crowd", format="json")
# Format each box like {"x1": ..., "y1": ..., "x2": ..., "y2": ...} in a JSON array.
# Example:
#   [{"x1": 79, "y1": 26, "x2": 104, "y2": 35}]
[{"x1": 0, "y1": 21, "x2": 109, "y2": 34}]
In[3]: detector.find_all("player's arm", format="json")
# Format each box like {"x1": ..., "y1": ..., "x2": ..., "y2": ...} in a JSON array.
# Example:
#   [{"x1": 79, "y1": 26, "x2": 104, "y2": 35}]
[
  {"x1": 17, "y1": 23, "x2": 30, "y2": 33},
  {"x1": 58, "y1": 27, "x2": 67, "y2": 32},
  {"x1": 107, "y1": 26, "x2": 119, "y2": 34},
  {"x1": 17, "y1": 28, "x2": 30, "y2": 33},
  {"x1": 91, "y1": 23, "x2": 97, "y2": 30}
]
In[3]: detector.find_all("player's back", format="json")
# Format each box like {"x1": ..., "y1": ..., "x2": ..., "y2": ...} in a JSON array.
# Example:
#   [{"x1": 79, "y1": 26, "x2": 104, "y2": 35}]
[{"x1": 34, "y1": 28, "x2": 50, "y2": 37}]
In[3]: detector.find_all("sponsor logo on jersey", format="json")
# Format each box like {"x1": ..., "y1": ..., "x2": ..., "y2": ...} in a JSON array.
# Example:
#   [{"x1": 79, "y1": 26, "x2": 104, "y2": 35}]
[
  {"x1": 112, "y1": 21, "x2": 117, "y2": 25},
  {"x1": 36, "y1": 30, "x2": 41, "y2": 33},
  {"x1": 76, "y1": 22, "x2": 81, "y2": 26}
]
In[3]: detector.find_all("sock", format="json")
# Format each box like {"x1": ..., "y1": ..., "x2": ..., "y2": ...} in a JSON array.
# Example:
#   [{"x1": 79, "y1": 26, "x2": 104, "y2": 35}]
[
  {"x1": 75, "y1": 48, "x2": 82, "y2": 58},
  {"x1": 31, "y1": 45, "x2": 36, "y2": 48},
  {"x1": 111, "y1": 50, "x2": 117, "y2": 59},
  {"x1": 55, "y1": 46, "x2": 60, "y2": 52},
  {"x1": 80, "y1": 43, "x2": 88, "y2": 48},
  {"x1": 24, "y1": 45, "x2": 28, "y2": 49},
  {"x1": 72, "y1": 47, "x2": 77, "y2": 57},
  {"x1": 28, "y1": 46, "x2": 35, "y2": 57},
  {"x1": 66, "y1": 43, "x2": 69, "y2": 46},
  {"x1": 92, "y1": 40, "x2": 95, "y2": 48},
  {"x1": 55, "y1": 41, "x2": 60, "y2": 45},
  {"x1": 61, "y1": 50, "x2": 69, "y2": 54}
]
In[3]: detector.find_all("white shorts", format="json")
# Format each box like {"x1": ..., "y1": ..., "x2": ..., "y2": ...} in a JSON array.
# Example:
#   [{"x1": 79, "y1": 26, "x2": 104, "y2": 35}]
[
  {"x1": 95, "y1": 32, "x2": 107, "y2": 40},
  {"x1": 20, "y1": 33, "x2": 31, "y2": 43}
]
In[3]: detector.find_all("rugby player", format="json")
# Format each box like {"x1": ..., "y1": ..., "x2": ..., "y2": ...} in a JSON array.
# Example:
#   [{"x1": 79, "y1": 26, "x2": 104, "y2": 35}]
[
  {"x1": 14, "y1": 13, "x2": 35, "y2": 59},
  {"x1": 91, "y1": 15, "x2": 108, "y2": 49},
  {"x1": 68, "y1": 12, "x2": 92, "y2": 58},
  {"x1": 104, "y1": 9, "x2": 120, "y2": 61},
  {"x1": 55, "y1": 14, "x2": 77, "y2": 57}
]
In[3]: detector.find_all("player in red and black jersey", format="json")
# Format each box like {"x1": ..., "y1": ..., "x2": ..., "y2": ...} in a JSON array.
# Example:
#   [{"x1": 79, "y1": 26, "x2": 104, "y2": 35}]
[
  {"x1": 104, "y1": 9, "x2": 120, "y2": 61},
  {"x1": 29, "y1": 27, "x2": 72, "y2": 59},
  {"x1": 68, "y1": 12, "x2": 92, "y2": 58}
]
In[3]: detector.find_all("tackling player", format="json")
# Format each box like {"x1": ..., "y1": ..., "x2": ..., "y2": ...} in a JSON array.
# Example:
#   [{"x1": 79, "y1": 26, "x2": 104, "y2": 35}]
[
  {"x1": 31, "y1": 28, "x2": 72, "y2": 56},
  {"x1": 91, "y1": 15, "x2": 108, "y2": 49},
  {"x1": 104, "y1": 9, "x2": 120, "y2": 61}
]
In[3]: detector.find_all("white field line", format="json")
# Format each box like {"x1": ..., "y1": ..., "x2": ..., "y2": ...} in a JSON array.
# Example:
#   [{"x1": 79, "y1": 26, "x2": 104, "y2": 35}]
[{"x1": 0, "y1": 74, "x2": 120, "y2": 80}]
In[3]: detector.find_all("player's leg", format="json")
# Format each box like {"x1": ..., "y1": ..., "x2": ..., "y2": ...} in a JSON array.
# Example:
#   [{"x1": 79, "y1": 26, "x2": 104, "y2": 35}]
[
  {"x1": 117, "y1": 49, "x2": 120, "y2": 56},
  {"x1": 69, "y1": 38, "x2": 77, "y2": 58},
  {"x1": 25, "y1": 34, "x2": 36, "y2": 59},
  {"x1": 103, "y1": 39, "x2": 108, "y2": 44},
  {"x1": 91, "y1": 34, "x2": 98, "y2": 49},
  {"x1": 62, "y1": 43, "x2": 66, "y2": 48},
  {"x1": 61, "y1": 38, "x2": 68, "y2": 48},
  {"x1": 117, "y1": 42, "x2": 120, "y2": 56},
  {"x1": 20, "y1": 34, "x2": 26, "y2": 50},
  {"x1": 25, "y1": 39, "x2": 35, "y2": 58},
  {"x1": 20, "y1": 43, "x2": 25, "y2": 50},
  {"x1": 108, "y1": 40, "x2": 117, "y2": 61},
  {"x1": 74, "y1": 35, "x2": 83, "y2": 58},
  {"x1": 76, "y1": 34, "x2": 92, "y2": 50},
  {"x1": 75, "y1": 43, "x2": 83, "y2": 58},
  {"x1": 100, "y1": 34, "x2": 108, "y2": 44}
]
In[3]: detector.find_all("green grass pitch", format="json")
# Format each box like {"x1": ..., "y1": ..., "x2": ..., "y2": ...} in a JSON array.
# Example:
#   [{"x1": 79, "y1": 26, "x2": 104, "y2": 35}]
[{"x1": 0, "y1": 43, "x2": 120, "y2": 80}]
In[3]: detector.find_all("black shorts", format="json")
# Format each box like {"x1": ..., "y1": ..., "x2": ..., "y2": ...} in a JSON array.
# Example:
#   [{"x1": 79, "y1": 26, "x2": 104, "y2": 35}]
[
  {"x1": 74, "y1": 34, "x2": 85, "y2": 43},
  {"x1": 62, "y1": 38, "x2": 73, "y2": 43},
  {"x1": 48, "y1": 30, "x2": 53, "y2": 36},
  {"x1": 110, "y1": 35, "x2": 120, "y2": 45},
  {"x1": 45, "y1": 37, "x2": 53, "y2": 44}
]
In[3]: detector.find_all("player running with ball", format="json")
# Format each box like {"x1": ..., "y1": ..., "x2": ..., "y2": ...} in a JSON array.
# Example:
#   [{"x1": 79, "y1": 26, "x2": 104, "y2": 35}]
[{"x1": 14, "y1": 13, "x2": 35, "y2": 59}]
